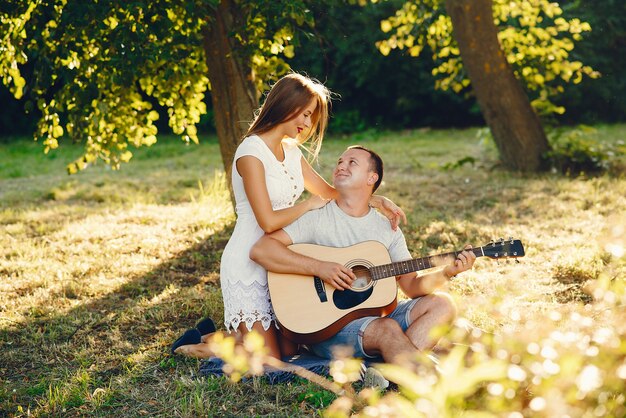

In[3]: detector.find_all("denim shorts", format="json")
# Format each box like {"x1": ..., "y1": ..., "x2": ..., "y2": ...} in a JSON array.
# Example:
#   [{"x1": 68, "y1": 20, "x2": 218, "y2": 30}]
[{"x1": 309, "y1": 298, "x2": 420, "y2": 359}]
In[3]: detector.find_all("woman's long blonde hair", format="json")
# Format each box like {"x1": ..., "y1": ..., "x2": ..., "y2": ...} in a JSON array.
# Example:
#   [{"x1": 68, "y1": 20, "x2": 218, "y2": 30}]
[{"x1": 245, "y1": 73, "x2": 331, "y2": 161}]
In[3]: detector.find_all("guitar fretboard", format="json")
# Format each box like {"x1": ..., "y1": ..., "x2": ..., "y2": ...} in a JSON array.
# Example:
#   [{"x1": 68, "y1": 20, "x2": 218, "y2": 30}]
[{"x1": 369, "y1": 247, "x2": 483, "y2": 280}]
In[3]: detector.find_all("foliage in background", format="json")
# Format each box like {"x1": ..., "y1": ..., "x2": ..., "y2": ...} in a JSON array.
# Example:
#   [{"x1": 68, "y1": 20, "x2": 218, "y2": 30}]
[
  {"x1": 374, "y1": 0, "x2": 599, "y2": 117},
  {"x1": 0, "y1": 0, "x2": 307, "y2": 172},
  {"x1": 2, "y1": 1, "x2": 207, "y2": 172},
  {"x1": 557, "y1": 0, "x2": 626, "y2": 124},
  {"x1": 2, "y1": 1, "x2": 626, "y2": 140},
  {"x1": 288, "y1": 0, "x2": 483, "y2": 133},
  {"x1": 466, "y1": 123, "x2": 625, "y2": 176},
  {"x1": 544, "y1": 125, "x2": 626, "y2": 176}
]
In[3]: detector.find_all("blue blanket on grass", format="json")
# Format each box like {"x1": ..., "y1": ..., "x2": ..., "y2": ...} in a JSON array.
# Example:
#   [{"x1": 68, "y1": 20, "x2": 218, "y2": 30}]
[{"x1": 199, "y1": 353, "x2": 346, "y2": 384}]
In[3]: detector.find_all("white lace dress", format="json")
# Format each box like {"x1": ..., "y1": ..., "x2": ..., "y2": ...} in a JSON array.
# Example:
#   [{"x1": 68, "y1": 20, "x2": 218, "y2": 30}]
[{"x1": 220, "y1": 135, "x2": 305, "y2": 332}]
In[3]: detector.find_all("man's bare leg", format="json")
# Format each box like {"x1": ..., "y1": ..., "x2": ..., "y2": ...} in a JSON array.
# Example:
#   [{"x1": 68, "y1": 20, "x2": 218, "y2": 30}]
[
  {"x1": 404, "y1": 292, "x2": 457, "y2": 351},
  {"x1": 361, "y1": 317, "x2": 419, "y2": 363}
]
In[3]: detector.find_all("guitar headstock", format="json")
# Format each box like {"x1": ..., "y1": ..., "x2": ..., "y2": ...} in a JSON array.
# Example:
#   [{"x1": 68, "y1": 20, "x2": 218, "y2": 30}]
[{"x1": 481, "y1": 238, "x2": 525, "y2": 259}]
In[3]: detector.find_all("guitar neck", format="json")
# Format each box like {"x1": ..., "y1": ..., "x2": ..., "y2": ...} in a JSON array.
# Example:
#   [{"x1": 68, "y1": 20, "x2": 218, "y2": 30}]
[{"x1": 369, "y1": 247, "x2": 484, "y2": 280}]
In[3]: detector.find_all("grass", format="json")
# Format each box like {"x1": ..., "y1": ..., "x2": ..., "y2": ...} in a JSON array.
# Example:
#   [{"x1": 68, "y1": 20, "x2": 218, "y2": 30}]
[{"x1": 1, "y1": 126, "x2": 625, "y2": 417}]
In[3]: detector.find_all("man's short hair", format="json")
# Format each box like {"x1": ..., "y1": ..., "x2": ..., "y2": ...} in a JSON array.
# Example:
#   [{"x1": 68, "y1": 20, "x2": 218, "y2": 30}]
[{"x1": 347, "y1": 145, "x2": 383, "y2": 192}]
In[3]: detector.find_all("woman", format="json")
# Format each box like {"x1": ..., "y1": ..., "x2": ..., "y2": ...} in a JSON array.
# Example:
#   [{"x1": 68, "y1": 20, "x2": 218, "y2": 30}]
[{"x1": 172, "y1": 73, "x2": 405, "y2": 359}]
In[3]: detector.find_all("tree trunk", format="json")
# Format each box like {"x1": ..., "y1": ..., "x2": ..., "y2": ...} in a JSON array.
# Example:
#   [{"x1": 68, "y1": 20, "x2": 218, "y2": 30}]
[
  {"x1": 445, "y1": 0, "x2": 550, "y2": 172},
  {"x1": 203, "y1": 0, "x2": 258, "y2": 204}
]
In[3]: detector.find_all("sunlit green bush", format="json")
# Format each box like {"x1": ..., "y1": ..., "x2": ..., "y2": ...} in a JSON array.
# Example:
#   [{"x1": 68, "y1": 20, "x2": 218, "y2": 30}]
[{"x1": 544, "y1": 125, "x2": 625, "y2": 175}]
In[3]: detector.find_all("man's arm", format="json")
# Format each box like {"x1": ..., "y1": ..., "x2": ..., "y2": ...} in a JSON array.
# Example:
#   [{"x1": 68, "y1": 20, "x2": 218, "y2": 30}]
[
  {"x1": 250, "y1": 231, "x2": 356, "y2": 290},
  {"x1": 398, "y1": 245, "x2": 476, "y2": 298}
]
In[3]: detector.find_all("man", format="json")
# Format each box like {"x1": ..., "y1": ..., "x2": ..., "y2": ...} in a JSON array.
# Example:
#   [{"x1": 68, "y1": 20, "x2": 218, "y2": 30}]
[{"x1": 250, "y1": 146, "x2": 476, "y2": 364}]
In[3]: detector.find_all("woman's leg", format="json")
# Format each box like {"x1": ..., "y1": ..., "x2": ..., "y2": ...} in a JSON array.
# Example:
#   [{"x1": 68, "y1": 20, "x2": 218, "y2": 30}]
[
  {"x1": 175, "y1": 321, "x2": 284, "y2": 360},
  {"x1": 278, "y1": 334, "x2": 300, "y2": 357},
  {"x1": 174, "y1": 330, "x2": 240, "y2": 358},
  {"x1": 238, "y1": 321, "x2": 282, "y2": 359}
]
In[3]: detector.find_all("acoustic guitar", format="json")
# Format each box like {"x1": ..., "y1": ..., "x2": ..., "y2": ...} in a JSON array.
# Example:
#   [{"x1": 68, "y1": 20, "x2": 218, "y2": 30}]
[{"x1": 267, "y1": 238, "x2": 525, "y2": 344}]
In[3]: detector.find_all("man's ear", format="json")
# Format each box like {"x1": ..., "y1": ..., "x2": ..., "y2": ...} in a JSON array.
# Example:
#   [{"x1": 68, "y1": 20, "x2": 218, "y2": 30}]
[{"x1": 368, "y1": 173, "x2": 379, "y2": 186}]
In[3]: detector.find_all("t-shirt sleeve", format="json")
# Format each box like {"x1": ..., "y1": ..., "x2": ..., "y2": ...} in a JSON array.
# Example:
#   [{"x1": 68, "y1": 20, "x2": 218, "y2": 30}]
[
  {"x1": 282, "y1": 209, "x2": 318, "y2": 244},
  {"x1": 388, "y1": 228, "x2": 412, "y2": 262}
]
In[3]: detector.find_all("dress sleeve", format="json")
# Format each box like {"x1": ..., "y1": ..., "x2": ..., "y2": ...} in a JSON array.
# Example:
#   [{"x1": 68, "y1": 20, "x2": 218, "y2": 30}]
[
  {"x1": 235, "y1": 136, "x2": 265, "y2": 161},
  {"x1": 233, "y1": 136, "x2": 265, "y2": 175}
]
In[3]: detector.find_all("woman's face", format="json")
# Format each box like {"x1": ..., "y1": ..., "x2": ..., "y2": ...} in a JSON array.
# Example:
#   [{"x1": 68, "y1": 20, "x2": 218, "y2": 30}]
[{"x1": 282, "y1": 98, "x2": 317, "y2": 141}]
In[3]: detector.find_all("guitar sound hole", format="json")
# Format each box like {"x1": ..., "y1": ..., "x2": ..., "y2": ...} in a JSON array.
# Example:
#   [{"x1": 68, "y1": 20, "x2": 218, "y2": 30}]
[{"x1": 351, "y1": 265, "x2": 372, "y2": 290}]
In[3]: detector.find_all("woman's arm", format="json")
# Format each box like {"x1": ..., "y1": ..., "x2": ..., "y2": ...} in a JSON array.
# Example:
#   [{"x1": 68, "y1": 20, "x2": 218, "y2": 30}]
[
  {"x1": 250, "y1": 230, "x2": 356, "y2": 290},
  {"x1": 368, "y1": 195, "x2": 407, "y2": 230},
  {"x1": 238, "y1": 156, "x2": 328, "y2": 233},
  {"x1": 301, "y1": 157, "x2": 338, "y2": 200}
]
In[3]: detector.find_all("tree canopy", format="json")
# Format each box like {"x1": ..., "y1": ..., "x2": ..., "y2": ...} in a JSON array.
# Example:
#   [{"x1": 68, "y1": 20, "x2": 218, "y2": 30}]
[
  {"x1": 374, "y1": 0, "x2": 599, "y2": 116},
  {"x1": 0, "y1": 0, "x2": 609, "y2": 176},
  {"x1": 0, "y1": 0, "x2": 304, "y2": 174}
]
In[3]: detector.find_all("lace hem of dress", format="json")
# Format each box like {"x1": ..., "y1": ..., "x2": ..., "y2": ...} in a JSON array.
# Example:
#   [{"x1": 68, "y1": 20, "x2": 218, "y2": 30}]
[
  {"x1": 225, "y1": 312, "x2": 276, "y2": 334},
  {"x1": 222, "y1": 280, "x2": 277, "y2": 333}
]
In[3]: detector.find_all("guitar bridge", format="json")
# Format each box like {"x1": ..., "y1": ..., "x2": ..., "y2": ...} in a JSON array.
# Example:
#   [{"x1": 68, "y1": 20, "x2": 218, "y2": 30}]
[{"x1": 314, "y1": 276, "x2": 327, "y2": 303}]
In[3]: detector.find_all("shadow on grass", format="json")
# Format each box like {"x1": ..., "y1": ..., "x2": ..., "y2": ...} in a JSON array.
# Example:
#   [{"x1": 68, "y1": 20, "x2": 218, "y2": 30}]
[{"x1": 0, "y1": 223, "x2": 234, "y2": 415}]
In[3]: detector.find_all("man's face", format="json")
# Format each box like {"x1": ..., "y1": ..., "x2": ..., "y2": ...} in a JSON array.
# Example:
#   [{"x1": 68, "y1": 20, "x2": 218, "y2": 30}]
[{"x1": 332, "y1": 148, "x2": 377, "y2": 192}]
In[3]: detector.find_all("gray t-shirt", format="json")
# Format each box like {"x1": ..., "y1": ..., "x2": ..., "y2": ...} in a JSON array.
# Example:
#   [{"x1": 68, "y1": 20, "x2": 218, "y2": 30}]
[{"x1": 283, "y1": 200, "x2": 411, "y2": 262}]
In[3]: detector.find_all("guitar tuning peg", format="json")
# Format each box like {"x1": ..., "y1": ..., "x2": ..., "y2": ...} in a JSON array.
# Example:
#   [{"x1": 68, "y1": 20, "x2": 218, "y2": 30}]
[
  {"x1": 515, "y1": 259, "x2": 520, "y2": 264},
  {"x1": 498, "y1": 237, "x2": 504, "y2": 243},
  {"x1": 508, "y1": 236, "x2": 514, "y2": 243}
]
